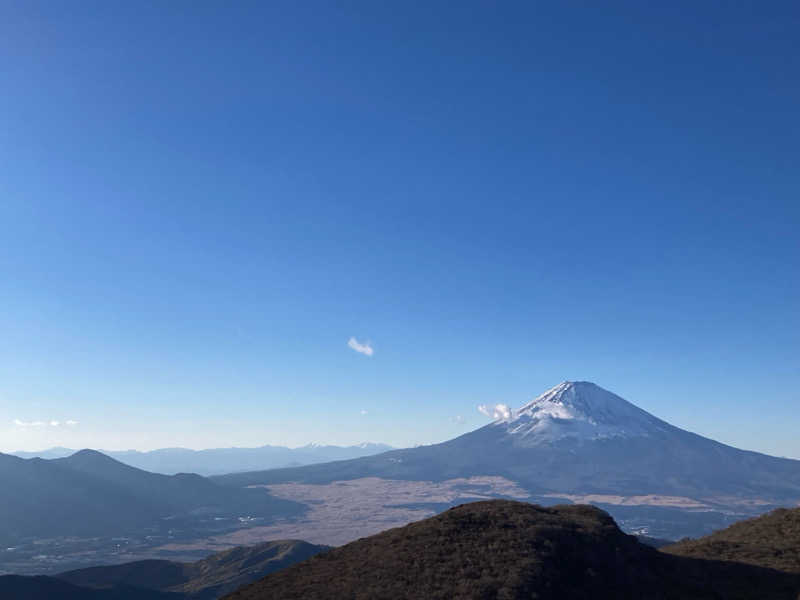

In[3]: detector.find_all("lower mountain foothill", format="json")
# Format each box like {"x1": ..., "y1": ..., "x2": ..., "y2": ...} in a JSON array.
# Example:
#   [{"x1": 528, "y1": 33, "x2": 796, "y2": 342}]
[
  {"x1": 664, "y1": 506, "x2": 800, "y2": 574},
  {"x1": 0, "y1": 540, "x2": 327, "y2": 600}
]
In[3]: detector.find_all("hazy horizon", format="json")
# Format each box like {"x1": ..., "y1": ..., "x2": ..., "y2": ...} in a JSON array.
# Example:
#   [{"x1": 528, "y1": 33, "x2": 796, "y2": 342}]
[
  {"x1": 5, "y1": 379, "x2": 800, "y2": 460},
  {"x1": 7, "y1": 441, "x2": 394, "y2": 454}
]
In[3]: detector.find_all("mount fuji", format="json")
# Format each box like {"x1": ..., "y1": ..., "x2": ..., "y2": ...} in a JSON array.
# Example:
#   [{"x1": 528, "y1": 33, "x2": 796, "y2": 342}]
[
  {"x1": 488, "y1": 380, "x2": 674, "y2": 446},
  {"x1": 215, "y1": 382, "x2": 800, "y2": 537}
]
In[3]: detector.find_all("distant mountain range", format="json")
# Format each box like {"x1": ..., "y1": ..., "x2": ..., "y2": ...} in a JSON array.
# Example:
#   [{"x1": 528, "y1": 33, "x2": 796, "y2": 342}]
[
  {"x1": 11, "y1": 443, "x2": 393, "y2": 476},
  {"x1": 223, "y1": 500, "x2": 800, "y2": 600},
  {"x1": 213, "y1": 382, "x2": 800, "y2": 538},
  {"x1": 0, "y1": 540, "x2": 327, "y2": 600},
  {"x1": 0, "y1": 450, "x2": 304, "y2": 546}
]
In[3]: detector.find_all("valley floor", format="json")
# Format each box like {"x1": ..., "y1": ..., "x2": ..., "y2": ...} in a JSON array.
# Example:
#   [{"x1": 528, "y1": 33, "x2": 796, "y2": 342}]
[
  {"x1": 3, "y1": 476, "x2": 784, "y2": 575},
  {"x1": 154, "y1": 476, "x2": 530, "y2": 550}
]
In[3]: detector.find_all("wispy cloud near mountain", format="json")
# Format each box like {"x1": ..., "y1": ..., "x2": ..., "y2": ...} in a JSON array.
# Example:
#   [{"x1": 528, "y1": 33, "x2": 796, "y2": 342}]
[{"x1": 477, "y1": 404, "x2": 511, "y2": 419}]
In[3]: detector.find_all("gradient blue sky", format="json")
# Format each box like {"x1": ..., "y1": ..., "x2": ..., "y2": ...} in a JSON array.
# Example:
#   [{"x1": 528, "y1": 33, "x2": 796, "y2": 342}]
[{"x1": 1, "y1": 1, "x2": 798, "y2": 456}]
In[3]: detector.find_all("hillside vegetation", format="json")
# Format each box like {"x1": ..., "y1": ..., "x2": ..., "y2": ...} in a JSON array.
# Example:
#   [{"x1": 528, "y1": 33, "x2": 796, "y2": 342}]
[{"x1": 664, "y1": 506, "x2": 800, "y2": 573}]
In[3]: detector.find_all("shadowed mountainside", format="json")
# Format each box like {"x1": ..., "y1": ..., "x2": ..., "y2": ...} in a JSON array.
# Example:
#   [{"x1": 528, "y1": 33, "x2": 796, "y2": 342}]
[
  {"x1": 0, "y1": 450, "x2": 304, "y2": 545},
  {"x1": 58, "y1": 540, "x2": 328, "y2": 599},
  {"x1": 223, "y1": 500, "x2": 800, "y2": 600},
  {"x1": 0, "y1": 575, "x2": 181, "y2": 599},
  {"x1": 663, "y1": 506, "x2": 800, "y2": 573}
]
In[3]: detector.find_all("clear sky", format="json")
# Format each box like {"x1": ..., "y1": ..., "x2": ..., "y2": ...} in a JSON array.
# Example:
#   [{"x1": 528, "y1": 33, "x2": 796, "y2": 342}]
[{"x1": 1, "y1": 1, "x2": 798, "y2": 456}]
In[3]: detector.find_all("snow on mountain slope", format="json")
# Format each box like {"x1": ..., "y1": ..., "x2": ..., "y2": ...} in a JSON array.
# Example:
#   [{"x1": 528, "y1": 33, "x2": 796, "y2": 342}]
[{"x1": 492, "y1": 381, "x2": 672, "y2": 446}]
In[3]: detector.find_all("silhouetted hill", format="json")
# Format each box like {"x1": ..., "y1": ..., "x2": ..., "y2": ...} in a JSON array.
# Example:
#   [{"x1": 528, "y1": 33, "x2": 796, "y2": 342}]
[
  {"x1": 663, "y1": 506, "x2": 800, "y2": 573},
  {"x1": 0, "y1": 575, "x2": 180, "y2": 599},
  {"x1": 223, "y1": 500, "x2": 800, "y2": 600},
  {"x1": 0, "y1": 451, "x2": 304, "y2": 545},
  {"x1": 59, "y1": 540, "x2": 328, "y2": 599},
  {"x1": 54, "y1": 450, "x2": 281, "y2": 515}
]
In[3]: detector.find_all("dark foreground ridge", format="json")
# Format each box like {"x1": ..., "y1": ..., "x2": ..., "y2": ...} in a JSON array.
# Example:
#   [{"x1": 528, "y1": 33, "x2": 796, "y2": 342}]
[
  {"x1": 224, "y1": 500, "x2": 800, "y2": 600},
  {"x1": 664, "y1": 506, "x2": 800, "y2": 573}
]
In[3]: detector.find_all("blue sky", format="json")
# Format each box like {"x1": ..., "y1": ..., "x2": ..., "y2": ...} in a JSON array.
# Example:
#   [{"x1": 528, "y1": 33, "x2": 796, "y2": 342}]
[{"x1": 1, "y1": 1, "x2": 798, "y2": 456}]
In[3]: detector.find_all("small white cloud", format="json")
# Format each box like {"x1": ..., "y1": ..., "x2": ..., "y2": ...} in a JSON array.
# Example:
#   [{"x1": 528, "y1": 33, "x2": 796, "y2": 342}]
[
  {"x1": 348, "y1": 337, "x2": 374, "y2": 356},
  {"x1": 13, "y1": 418, "x2": 78, "y2": 428},
  {"x1": 13, "y1": 419, "x2": 46, "y2": 428},
  {"x1": 360, "y1": 409, "x2": 368, "y2": 415},
  {"x1": 477, "y1": 404, "x2": 512, "y2": 420},
  {"x1": 450, "y1": 415, "x2": 465, "y2": 424}
]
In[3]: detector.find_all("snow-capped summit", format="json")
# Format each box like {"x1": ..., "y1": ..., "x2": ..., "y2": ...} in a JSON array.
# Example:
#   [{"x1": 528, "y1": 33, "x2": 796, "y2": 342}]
[{"x1": 494, "y1": 381, "x2": 669, "y2": 446}]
